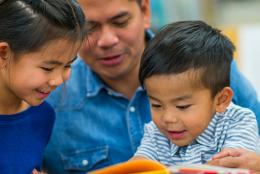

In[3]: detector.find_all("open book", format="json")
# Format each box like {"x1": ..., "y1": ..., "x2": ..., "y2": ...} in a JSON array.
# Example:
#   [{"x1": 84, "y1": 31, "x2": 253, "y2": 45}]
[{"x1": 88, "y1": 159, "x2": 251, "y2": 174}]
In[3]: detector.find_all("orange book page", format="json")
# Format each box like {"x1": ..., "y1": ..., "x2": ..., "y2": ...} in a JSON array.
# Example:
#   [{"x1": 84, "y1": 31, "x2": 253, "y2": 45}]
[{"x1": 88, "y1": 159, "x2": 169, "y2": 174}]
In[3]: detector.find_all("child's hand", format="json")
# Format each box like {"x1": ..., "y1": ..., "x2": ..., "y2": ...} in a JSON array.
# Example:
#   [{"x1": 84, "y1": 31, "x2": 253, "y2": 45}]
[
  {"x1": 208, "y1": 148, "x2": 242, "y2": 166},
  {"x1": 212, "y1": 148, "x2": 241, "y2": 160},
  {"x1": 32, "y1": 169, "x2": 40, "y2": 174},
  {"x1": 208, "y1": 148, "x2": 260, "y2": 174}
]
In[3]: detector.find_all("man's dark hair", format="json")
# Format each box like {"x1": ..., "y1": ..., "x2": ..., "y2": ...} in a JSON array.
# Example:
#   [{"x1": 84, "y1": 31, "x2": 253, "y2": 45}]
[{"x1": 139, "y1": 20, "x2": 235, "y2": 97}]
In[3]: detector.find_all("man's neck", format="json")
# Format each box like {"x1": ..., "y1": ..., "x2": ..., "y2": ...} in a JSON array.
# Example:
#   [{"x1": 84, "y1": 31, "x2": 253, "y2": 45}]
[{"x1": 101, "y1": 68, "x2": 140, "y2": 99}]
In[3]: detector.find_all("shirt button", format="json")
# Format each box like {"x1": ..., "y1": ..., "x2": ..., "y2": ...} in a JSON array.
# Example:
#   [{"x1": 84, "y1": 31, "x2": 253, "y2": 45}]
[
  {"x1": 82, "y1": 159, "x2": 88, "y2": 166},
  {"x1": 129, "y1": 106, "x2": 136, "y2": 112}
]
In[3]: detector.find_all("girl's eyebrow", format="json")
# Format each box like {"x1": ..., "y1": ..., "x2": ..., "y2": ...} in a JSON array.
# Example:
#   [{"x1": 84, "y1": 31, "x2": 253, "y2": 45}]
[
  {"x1": 67, "y1": 56, "x2": 77, "y2": 64},
  {"x1": 43, "y1": 57, "x2": 77, "y2": 65}
]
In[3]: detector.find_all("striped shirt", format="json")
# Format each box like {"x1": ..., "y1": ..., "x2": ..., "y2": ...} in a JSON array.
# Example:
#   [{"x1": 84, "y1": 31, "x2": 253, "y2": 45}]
[{"x1": 134, "y1": 103, "x2": 258, "y2": 166}]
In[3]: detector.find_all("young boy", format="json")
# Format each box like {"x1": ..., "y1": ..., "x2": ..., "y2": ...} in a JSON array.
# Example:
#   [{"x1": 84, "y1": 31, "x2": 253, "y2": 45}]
[{"x1": 133, "y1": 21, "x2": 258, "y2": 166}]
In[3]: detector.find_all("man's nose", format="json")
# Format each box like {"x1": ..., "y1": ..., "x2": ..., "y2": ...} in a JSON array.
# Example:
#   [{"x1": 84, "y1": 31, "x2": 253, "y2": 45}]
[{"x1": 97, "y1": 26, "x2": 119, "y2": 48}]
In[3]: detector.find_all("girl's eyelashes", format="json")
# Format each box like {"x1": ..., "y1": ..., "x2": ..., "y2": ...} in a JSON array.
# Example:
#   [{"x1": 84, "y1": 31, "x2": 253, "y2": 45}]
[
  {"x1": 64, "y1": 64, "x2": 72, "y2": 69},
  {"x1": 40, "y1": 63, "x2": 72, "y2": 72}
]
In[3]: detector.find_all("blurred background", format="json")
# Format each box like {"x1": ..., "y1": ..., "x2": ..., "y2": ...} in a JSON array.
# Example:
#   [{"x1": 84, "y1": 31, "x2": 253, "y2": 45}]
[{"x1": 150, "y1": 0, "x2": 260, "y2": 98}]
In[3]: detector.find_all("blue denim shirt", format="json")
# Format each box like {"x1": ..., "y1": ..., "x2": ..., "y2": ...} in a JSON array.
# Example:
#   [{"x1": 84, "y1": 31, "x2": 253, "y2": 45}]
[
  {"x1": 43, "y1": 58, "x2": 151, "y2": 173},
  {"x1": 230, "y1": 60, "x2": 260, "y2": 127},
  {"x1": 43, "y1": 32, "x2": 260, "y2": 174}
]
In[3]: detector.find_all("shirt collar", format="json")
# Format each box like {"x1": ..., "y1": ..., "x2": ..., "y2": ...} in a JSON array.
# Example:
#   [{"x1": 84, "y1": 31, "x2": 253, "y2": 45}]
[
  {"x1": 72, "y1": 57, "x2": 104, "y2": 98},
  {"x1": 85, "y1": 66, "x2": 105, "y2": 97},
  {"x1": 145, "y1": 29, "x2": 155, "y2": 41}
]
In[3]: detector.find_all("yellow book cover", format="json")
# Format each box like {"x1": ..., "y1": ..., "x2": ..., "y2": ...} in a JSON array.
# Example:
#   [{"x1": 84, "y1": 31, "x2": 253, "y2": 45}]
[{"x1": 88, "y1": 159, "x2": 251, "y2": 174}]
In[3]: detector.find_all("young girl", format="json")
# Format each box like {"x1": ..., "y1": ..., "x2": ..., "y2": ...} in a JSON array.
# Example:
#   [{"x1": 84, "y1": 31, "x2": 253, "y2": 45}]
[{"x1": 0, "y1": 0, "x2": 86, "y2": 173}]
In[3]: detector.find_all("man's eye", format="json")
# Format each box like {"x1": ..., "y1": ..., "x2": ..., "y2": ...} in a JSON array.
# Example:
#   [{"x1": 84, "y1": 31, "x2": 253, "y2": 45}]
[
  {"x1": 176, "y1": 105, "x2": 191, "y2": 110},
  {"x1": 41, "y1": 67, "x2": 54, "y2": 72},
  {"x1": 86, "y1": 23, "x2": 99, "y2": 33},
  {"x1": 113, "y1": 20, "x2": 128, "y2": 27}
]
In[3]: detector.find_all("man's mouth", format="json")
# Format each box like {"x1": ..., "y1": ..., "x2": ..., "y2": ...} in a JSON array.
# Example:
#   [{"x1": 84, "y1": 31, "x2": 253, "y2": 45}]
[{"x1": 99, "y1": 54, "x2": 123, "y2": 66}]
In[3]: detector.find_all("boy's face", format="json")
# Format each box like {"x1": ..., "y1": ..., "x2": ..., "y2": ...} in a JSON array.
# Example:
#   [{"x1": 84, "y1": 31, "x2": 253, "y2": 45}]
[{"x1": 144, "y1": 72, "x2": 218, "y2": 147}]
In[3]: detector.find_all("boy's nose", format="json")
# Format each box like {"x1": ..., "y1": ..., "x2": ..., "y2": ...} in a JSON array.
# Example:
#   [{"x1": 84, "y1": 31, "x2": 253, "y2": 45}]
[{"x1": 162, "y1": 110, "x2": 178, "y2": 123}]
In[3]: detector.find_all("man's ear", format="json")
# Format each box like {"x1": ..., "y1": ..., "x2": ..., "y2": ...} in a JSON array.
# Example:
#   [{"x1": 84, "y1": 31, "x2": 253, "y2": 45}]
[
  {"x1": 141, "y1": 0, "x2": 151, "y2": 29},
  {"x1": 0, "y1": 42, "x2": 11, "y2": 68},
  {"x1": 215, "y1": 87, "x2": 233, "y2": 113}
]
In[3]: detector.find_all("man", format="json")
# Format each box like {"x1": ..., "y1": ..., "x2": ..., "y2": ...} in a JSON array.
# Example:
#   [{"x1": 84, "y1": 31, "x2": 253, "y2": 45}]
[{"x1": 43, "y1": 0, "x2": 260, "y2": 173}]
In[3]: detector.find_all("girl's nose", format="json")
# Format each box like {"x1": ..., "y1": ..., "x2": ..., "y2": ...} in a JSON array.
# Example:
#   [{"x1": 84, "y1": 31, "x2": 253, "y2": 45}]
[
  {"x1": 48, "y1": 68, "x2": 71, "y2": 87},
  {"x1": 48, "y1": 75, "x2": 63, "y2": 87}
]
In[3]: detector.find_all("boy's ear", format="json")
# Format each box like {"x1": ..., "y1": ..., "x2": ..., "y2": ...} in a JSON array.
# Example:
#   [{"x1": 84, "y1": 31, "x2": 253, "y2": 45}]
[
  {"x1": 0, "y1": 42, "x2": 11, "y2": 68},
  {"x1": 215, "y1": 87, "x2": 233, "y2": 113}
]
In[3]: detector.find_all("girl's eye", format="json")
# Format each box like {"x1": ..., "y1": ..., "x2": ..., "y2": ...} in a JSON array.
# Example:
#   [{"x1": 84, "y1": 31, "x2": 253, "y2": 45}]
[
  {"x1": 176, "y1": 105, "x2": 191, "y2": 110},
  {"x1": 41, "y1": 67, "x2": 54, "y2": 72},
  {"x1": 64, "y1": 64, "x2": 71, "y2": 69}
]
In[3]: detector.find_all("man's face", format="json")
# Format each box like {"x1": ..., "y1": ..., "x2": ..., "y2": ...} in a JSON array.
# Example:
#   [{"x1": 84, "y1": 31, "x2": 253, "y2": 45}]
[{"x1": 78, "y1": 0, "x2": 150, "y2": 81}]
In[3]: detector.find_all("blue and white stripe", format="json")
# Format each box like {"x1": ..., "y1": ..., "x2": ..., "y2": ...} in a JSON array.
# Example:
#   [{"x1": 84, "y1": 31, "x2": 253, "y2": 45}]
[{"x1": 134, "y1": 103, "x2": 259, "y2": 166}]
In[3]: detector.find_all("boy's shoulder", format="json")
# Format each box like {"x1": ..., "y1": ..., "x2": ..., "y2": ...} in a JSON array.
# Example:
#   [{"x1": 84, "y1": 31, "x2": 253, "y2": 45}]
[
  {"x1": 222, "y1": 102, "x2": 257, "y2": 123},
  {"x1": 226, "y1": 102, "x2": 256, "y2": 116},
  {"x1": 144, "y1": 121, "x2": 166, "y2": 139}
]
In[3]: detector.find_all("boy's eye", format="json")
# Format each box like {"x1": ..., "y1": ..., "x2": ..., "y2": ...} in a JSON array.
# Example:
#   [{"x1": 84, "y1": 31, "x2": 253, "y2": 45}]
[
  {"x1": 41, "y1": 67, "x2": 54, "y2": 72},
  {"x1": 151, "y1": 103, "x2": 161, "y2": 108},
  {"x1": 176, "y1": 105, "x2": 191, "y2": 110}
]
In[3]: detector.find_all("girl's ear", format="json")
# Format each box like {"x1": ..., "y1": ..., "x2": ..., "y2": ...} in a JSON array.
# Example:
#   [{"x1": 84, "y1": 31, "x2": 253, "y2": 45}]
[
  {"x1": 215, "y1": 87, "x2": 233, "y2": 113},
  {"x1": 0, "y1": 42, "x2": 11, "y2": 68}
]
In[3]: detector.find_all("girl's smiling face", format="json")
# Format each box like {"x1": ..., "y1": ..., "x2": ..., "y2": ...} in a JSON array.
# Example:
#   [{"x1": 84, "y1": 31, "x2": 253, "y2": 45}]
[{"x1": 0, "y1": 39, "x2": 80, "y2": 107}]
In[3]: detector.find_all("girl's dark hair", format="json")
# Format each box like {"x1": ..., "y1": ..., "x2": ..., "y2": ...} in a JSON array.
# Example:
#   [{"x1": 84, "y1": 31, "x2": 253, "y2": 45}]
[
  {"x1": 139, "y1": 21, "x2": 235, "y2": 97},
  {"x1": 0, "y1": 0, "x2": 86, "y2": 54}
]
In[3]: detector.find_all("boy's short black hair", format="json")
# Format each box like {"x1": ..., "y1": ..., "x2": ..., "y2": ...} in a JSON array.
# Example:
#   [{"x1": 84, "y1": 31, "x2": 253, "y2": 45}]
[{"x1": 139, "y1": 20, "x2": 235, "y2": 97}]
